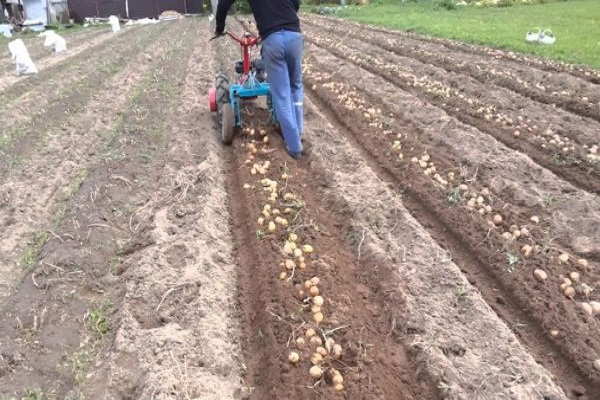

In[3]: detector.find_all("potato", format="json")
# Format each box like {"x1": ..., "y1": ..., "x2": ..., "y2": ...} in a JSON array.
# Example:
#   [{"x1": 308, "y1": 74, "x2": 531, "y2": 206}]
[
  {"x1": 310, "y1": 335, "x2": 323, "y2": 346},
  {"x1": 313, "y1": 312, "x2": 324, "y2": 324},
  {"x1": 311, "y1": 305, "x2": 322, "y2": 314},
  {"x1": 303, "y1": 244, "x2": 314, "y2": 253},
  {"x1": 332, "y1": 344, "x2": 343, "y2": 359},
  {"x1": 533, "y1": 269, "x2": 547, "y2": 282},
  {"x1": 521, "y1": 244, "x2": 533, "y2": 258},
  {"x1": 493, "y1": 214, "x2": 503, "y2": 225},
  {"x1": 590, "y1": 301, "x2": 600, "y2": 316},
  {"x1": 289, "y1": 351, "x2": 300, "y2": 364},
  {"x1": 309, "y1": 286, "x2": 320, "y2": 297},
  {"x1": 332, "y1": 373, "x2": 343, "y2": 385},
  {"x1": 310, "y1": 365, "x2": 323, "y2": 379},
  {"x1": 279, "y1": 272, "x2": 287, "y2": 280},
  {"x1": 580, "y1": 302, "x2": 593, "y2": 317},
  {"x1": 296, "y1": 337, "x2": 306, "y2": 349},
  {"x1": 569, "y1": 271, "x2": 580, "y2": 283},
  {"x1": 501, "y1": 232, "x2": 514, "y2": 241},
  {"x1": 313, "y1": 296, "x2": 324, "y2": 306},
  {"x1": 316, "y1": 346, "x2": 329, "y2": 357},
  {"x1": 335, "y1": 383, "x2": 344, "y2": 392},
  {"x1": 563, "y1": 286, "x2": 576, "y2": 298},
  {"x1": 558, "y1": 253, "x2": 569, "y2": 264},
  {"x1": 305, "y1": 328, "x2": 316, "y2": 338},
  {"x1": 310, "y1": 277, "x2": 320, "y2": 285},
  {"x1": 577, "y1": 259, "x2": 589, "y2": 269},
  {"x1": 311, "y1": 353, "x2": 323, "y2": 365}
]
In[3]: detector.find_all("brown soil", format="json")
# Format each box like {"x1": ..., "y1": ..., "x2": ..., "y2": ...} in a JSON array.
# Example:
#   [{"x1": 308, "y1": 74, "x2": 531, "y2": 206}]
[
  {"x1": 302, "y1": 24, "x2": 600, "y2": 194},
  {"x1": 0, "y1": 13, "x2": 598, "y2": 400}
]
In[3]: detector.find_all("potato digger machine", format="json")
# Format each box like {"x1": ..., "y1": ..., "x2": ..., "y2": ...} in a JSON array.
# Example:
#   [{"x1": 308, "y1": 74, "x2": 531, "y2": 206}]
[{"x1": 208, "y1": 28, "x2": 277, "y2": 144}]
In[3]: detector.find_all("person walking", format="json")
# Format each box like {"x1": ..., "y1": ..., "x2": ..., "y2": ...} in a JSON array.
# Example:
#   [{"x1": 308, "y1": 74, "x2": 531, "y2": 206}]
[{"x1": 215, "y1": 0, "x2": 304, "y2": 159}]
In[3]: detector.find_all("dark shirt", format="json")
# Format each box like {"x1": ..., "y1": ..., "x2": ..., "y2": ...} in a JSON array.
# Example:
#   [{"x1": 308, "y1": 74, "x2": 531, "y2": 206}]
[{"x1": 216, "y1": 0, "x2": 301, "y2": 39}]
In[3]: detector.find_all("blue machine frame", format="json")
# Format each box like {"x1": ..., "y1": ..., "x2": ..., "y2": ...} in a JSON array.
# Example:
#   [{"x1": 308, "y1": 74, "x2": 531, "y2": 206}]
[{"x1": 229, "y1": 73, "x2": 277, "y2": 128}]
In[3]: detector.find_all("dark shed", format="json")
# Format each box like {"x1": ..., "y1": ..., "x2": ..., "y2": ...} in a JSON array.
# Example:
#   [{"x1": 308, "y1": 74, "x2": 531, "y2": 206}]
[{"x1": 68, "y1": 0, "x2": 203, "y2": 22}]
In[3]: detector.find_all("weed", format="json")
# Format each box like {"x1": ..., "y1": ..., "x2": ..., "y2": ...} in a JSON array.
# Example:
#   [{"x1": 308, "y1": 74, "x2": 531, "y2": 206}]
[
  {"x1": 542, "y1": 195, "x2": 556, "y2": 208},
  {"x1": 447, "y1": 186, "x2": 462, "y2": 204},
  {"x1": 86, "y1": 301, "x2": 113, "y2": 337},
  {"x1": 456, "y1": 285, "x2": 467, "y2": 299},
  {"x1": 68, "y1": 349, "x2": 93, "y2": 385},
  {"x1": 437, "y1": 251, "x2": 453, "y2": 264},
  {"x1": 20, "y1": 245, "x2": 37, "y2": 270},
  {"x1": 437, "y1": 381, "x2": 451, "y2": 393},
  {"x1": 506, "y1": 252, "x2": 519, "y2": 272},
  {"x1": 256, "y1": 230, "x2": 265, "y2": 239},
  {"x1": 20, "y1": 388, "x2": 46, "y2": 400}
]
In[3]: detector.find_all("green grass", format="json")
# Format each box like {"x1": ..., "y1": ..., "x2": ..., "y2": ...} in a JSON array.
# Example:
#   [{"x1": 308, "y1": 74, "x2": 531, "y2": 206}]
[{"x1": 332, "y1": 0, "x2": 600, "y2": 69}]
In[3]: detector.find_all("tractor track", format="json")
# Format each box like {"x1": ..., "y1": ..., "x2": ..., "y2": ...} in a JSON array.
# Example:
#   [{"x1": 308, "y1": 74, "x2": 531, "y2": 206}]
[
  {"x1": 213, "y1": 21, "x2": 438, "y2": 399},
  {"x1": 0, "y1": 25, "x2": 161, "y2": 168},
  {"x1": 302, "y1": 30, "x2": 600, "y2": 195},
  {"x1": 302, "y1": 18, "x2": 600, "y2": 124},
  {"x1": 0, "y1": 26, "x2": 136, "y2": 93},
  {"x1": 302, "y1": 46, "x2": 600, "y2": 398},
  {"x1": 304, "y1": 14, "x2": 600, "y2": 85},
  {"x1": 300, "y1": 93, "x2": 568, "y2": 399},
  {"x1": 0, "y1": 21, "x2": 182, "y2": 295},
  {"x1": 0, "y1": 19, "x2": 228, "y2": 399},
  {"x1": 0, "y1": 27, "x2": 115, "y2": 74}
]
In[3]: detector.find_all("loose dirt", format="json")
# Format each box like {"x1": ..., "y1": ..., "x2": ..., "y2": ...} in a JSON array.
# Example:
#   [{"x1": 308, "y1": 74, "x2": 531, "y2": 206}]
[{"x1": 0, "y1": 13, "x2": 598, "y2": 400}]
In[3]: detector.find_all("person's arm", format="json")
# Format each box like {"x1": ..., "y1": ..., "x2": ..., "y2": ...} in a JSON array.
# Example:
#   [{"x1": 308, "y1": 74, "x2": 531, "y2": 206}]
[{"x1": 215, "y1": 0, "x2": 236, "y2": 34}]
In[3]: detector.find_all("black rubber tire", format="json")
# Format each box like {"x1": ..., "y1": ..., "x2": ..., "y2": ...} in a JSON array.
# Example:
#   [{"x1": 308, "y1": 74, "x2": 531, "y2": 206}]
[
  {"x1": 215, "y1": 74, "x2": 229, "y2": 113},
  {"x1": 221, "y1": 105, "x2": 234, "y2": 145}
]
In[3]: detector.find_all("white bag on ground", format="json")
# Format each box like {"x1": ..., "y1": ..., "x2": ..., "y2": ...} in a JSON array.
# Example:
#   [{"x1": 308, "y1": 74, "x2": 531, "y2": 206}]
[
  {"x1": 53, "y1": 35, "x2": 67, "y2": 52},
  {"x1": 42, "y1": 30, "x2": 55, "y2": 46},
  {"x1": 8, "y1": 39, "x2": 38, "y2": 75},
  {"x1": 41, "y1": 31, "x2": 67, "y2": 53},
  {"x1": 109, "y1": 15, "x2": 120, "y2": 32}
]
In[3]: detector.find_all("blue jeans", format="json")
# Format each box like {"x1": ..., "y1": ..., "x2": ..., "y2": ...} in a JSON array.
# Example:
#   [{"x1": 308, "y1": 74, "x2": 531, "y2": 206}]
[{"x1": 261, "y1": 30, "x2": 303, "y2": 156}]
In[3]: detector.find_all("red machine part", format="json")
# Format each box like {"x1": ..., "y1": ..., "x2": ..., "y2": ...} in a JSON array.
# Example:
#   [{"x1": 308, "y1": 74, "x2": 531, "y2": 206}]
[
  {"x1": 208, "y1": 87, "x2": 218, "y2": 112},
  {"x1": 227, "y1": 31, "x2": 260, "y2": 76}
]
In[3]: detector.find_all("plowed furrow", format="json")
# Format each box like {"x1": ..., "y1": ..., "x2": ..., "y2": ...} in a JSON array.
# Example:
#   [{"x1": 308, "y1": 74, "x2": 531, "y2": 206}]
[
  {"x1": 0, "y1": 22, "x2": 183, "y2": 295},
  {"x1": 303, "y1": 33, "x2": 600, "y2": 194},
  {"x1": 0, "y1": 20, "x2": 198, "y2": 399},
  {"x1": 0, "y1": 28, "x2": 115, "y2": 80},
  {"x1": 214, "y1": 20, "x2": 436, "y2": 399},
  {"x1": 302, "y1": 52, "x2": 600, "y2": 397},
  {"x1": 305, "y1": 14, "x2": 600, "y2": 84},
  {"x1": 303, "y1": 18, "x2": 600, "y2": 123},
  {"x1": 300, "y1": 94, "x2": 568, "y2": 399},
  {"x1": 0, "y1": 24, "x2": 168, "y2": 174}
]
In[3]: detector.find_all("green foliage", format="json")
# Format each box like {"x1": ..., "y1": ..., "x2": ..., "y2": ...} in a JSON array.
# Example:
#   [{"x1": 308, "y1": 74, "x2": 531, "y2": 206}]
[
  {"x1": 336, "y1": 0, "x2": 600, "y2": 69},
  {"x1": 236, "y1": 0, "x2": 252, "y2": 14},
  {"x1": 435, "y1": 0, "x2": 457, "y2": 10}
]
